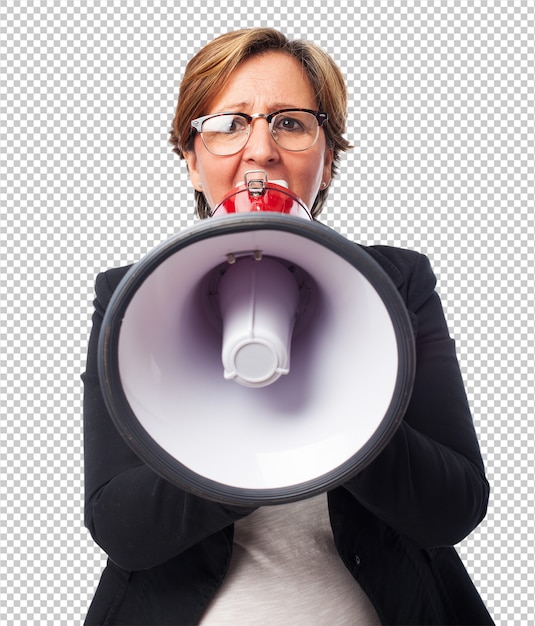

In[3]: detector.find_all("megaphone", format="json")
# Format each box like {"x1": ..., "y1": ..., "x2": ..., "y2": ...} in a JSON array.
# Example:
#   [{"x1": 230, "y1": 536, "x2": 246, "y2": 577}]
[{"x1": 98, "y1": 172, "x2": 415, "y2": 506}]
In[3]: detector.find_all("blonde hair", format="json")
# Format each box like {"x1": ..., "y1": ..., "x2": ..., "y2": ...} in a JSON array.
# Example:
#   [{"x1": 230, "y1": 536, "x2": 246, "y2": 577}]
[{"x1": 170, "y1": 28, "x2": 351, "y2": 218}]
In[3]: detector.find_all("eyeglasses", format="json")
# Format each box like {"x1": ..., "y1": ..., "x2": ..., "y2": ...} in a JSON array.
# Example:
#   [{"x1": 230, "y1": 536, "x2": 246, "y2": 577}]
[{"x1": 190, "y1": 109, "x2": 328, "y2": 156}]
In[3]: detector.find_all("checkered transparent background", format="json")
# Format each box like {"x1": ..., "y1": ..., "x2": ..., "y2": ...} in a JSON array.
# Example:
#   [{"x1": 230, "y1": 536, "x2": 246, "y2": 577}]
[{"x1": 1, "y1": 0, "x2": 534, "y2": 624}]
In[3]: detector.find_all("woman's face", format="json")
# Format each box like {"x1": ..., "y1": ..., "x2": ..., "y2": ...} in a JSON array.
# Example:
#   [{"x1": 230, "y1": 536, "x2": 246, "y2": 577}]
[{"x1": 184, "y1": 51, "x2": 333, "y2": 213}]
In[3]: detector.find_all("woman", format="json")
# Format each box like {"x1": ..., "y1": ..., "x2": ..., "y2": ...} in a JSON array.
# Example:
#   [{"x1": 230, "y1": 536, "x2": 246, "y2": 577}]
[{"x1": 83, "y1": 28, "x2": 493, "y2": 624}]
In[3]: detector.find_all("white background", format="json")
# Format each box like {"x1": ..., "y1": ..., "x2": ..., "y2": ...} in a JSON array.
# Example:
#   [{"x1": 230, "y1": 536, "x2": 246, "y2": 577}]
[{"x1": 2, "y1": 0, "x2": 534, "y2": 623}]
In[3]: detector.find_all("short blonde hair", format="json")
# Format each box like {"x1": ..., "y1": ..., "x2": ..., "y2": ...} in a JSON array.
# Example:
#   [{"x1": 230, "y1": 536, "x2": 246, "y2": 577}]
[{"x1": 170, "y1": 28, "x2": 351, "y2": 218}]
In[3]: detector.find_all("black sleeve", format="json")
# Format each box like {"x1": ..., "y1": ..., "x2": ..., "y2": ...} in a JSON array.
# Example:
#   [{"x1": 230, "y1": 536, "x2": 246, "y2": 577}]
[
  {"x1": 82, "y1": 268, "x2": 256, "y2": 572},
  {"x1": 343, "y1": 250, "x2": 490, "y2": 548}
]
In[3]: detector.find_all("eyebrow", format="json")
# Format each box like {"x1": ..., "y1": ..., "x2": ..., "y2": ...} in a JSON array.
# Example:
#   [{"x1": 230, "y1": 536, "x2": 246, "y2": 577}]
[{"x1": 210, "y1": 102, "x2": 306, "y2": 114}]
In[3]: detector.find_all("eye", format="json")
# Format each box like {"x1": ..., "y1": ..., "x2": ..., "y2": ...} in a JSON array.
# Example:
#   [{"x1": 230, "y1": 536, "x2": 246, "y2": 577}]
[
  {"x1": 204, "y1": 114, "x2": 248, "y2": 134},
  {"x1": 274, "y1": 115, "x2": 306, "y2": 133}
]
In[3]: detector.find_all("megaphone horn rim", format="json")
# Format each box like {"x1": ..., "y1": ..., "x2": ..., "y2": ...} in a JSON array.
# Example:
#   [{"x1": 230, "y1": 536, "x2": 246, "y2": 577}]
[
  {"x1": 99, "y1": 406, "x2": 404, "y2": 507},
  {"x1": 97, "y1": 213, "x2": 416, "y2": 506},
  {"x1": 100, "y1": 212, "x2": 412, "y2": 335}
]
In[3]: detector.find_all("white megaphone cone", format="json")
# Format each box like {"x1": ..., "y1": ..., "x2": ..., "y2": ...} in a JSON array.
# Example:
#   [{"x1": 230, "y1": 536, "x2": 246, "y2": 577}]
[{"x1": 97, "y1": 170, "x2": 416, "y2": 506}]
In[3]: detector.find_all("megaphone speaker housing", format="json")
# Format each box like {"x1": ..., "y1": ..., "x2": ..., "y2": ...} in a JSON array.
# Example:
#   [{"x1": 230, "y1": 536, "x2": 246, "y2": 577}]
[{"x1": 98, "y1": 213, "x2": 415, "y2": 506}]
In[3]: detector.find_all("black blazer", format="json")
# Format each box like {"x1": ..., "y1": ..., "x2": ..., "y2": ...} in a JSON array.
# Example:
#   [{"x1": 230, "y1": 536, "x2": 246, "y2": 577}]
[{"x1": 82, "y1": 244, "x2": 493, "y2": 625}]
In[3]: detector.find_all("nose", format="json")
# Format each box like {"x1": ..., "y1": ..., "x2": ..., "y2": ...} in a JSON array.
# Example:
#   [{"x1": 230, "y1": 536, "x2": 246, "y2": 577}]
[{"x1": 242, "y1": 117, "x2": 280, "y2": 164}]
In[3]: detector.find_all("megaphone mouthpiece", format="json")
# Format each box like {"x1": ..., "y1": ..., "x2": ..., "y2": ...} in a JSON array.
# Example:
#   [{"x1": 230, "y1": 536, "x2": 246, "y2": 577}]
[{"x1": 211, "y1": 170, "x2": 312, "y2": 219}]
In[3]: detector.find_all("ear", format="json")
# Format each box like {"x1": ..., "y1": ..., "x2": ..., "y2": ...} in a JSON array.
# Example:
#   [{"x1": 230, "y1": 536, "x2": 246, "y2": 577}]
[
  {"x1": 322, "y1": 147, "x2": 334, "y2": 188},
  {"x1": 183, "y1": 150, "x2": 203, "y2": 191}
]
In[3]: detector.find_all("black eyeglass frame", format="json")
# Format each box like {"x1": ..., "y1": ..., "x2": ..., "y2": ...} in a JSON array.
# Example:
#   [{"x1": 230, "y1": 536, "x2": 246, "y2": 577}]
[{"x1": 190, "y1": 108, "x2": 329, "y2": 154}]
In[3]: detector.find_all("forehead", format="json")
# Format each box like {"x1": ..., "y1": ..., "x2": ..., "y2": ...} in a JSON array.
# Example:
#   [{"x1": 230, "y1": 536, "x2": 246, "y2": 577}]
[{"x1": 205, "y1": 51, "x2": 318, "y2": 114}]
